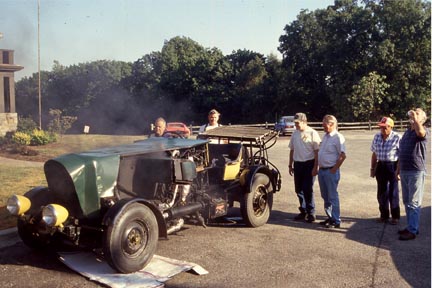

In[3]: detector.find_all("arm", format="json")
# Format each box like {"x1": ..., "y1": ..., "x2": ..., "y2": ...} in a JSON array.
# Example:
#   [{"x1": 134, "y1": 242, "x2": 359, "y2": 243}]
[
  {"x1": 370, "y1": 152, "x2": 377, "y2": 178},
  {"x1": 396, "y1": 160, "x2": 401, "y2": 181},
  {"x1": 410, "y1": 110, "x2": 426, "y2": 138},
  {"x1": 289, "y1": 149, "x2": 294, "y2": 176},
  {"x1": 330, "y1": 152, "x2": 346, "y2": 174},
  {"x1": 311, "y1": 149, "x2": 319, "y2": 176}
]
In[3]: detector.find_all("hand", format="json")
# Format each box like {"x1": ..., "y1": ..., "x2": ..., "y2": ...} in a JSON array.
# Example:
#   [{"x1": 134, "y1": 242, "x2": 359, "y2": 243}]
[
  {"x1": 370, "y1": 168, "x2": 376, "y2": 178},
  {"x1": 289, "y1": 166, "x2": 294, "y2": 176},
  {"x1": 311, "y1": 167, "x2": 318, "y2": 176}
]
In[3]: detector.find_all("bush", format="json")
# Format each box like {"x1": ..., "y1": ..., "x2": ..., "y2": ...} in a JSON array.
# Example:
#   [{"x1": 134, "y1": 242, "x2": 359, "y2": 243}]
[
  {"x1": 17, "y1": 116, "x2": 38, "y2": 134},
  {"x1": 12, "y1": 131, "x2": 31, "y2": 145},
  {"x1": 47, "y1": 109, "x2": 77, "y2": 135},
  {"x1": 30, "y1": 129, "x2": 53, "y2": 146}
]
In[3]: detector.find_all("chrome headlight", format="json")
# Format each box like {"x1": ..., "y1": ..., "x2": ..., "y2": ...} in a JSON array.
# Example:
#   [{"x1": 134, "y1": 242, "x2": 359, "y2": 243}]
[
  {"x1": 42, "y1": 204, "x2": 69, "y2": 227},
  {"x1": 7, "y1": 195, "x2": 31, "y2": 216}
]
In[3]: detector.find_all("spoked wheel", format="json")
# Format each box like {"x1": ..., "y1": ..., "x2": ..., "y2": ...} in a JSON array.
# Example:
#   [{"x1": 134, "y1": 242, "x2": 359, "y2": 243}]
[
  {"x1": 241, "y1": 173, "x2": 273, "y2": 227},
  {"x1": 103, "y1": 203, "x2": 158, "y2": 273}
]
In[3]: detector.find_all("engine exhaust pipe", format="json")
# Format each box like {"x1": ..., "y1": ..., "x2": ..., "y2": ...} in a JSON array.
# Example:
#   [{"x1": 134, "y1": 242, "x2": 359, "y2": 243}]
[{"x1": 164, "y1": 202, "x2": 204, "y2": 220}]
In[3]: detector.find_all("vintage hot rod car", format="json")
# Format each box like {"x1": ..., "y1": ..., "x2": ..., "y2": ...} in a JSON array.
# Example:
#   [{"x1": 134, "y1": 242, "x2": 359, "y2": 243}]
[{"x1": 7, "y1": 126, "x2": 281, "y2": 273}]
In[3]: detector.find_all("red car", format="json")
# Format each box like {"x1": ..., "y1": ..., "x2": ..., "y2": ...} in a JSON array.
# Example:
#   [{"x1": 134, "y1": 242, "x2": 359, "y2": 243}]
[{"x1": 165, "y1": 122, "x2": 191, "y2": 138}]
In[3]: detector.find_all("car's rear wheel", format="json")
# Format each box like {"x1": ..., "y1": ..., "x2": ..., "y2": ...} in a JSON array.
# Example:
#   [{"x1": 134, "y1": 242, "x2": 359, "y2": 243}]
[
  {"x1": 103, "y1": 203, "x2": 158, "y2": 273},
  {"x1": 241, "y1": 173, "x2": 273, "y2": 227}
]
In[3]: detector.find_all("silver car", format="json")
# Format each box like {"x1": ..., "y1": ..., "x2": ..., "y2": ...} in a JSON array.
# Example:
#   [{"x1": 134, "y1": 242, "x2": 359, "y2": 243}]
[{"x1": 274, "y1": 116, "x2": 295, "y2": 136}]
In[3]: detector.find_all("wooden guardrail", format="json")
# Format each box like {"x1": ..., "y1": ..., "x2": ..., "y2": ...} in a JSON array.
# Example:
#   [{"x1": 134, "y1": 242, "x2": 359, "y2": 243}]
[{"x1": 189, "y1": 120, "x2": 411, "y2": 135}]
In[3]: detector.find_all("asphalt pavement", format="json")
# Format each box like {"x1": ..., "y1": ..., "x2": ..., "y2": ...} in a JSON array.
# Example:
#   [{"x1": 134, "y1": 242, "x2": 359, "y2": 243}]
[{"x1": 0, "y1": 130, "x2": 430, "y2": 288}]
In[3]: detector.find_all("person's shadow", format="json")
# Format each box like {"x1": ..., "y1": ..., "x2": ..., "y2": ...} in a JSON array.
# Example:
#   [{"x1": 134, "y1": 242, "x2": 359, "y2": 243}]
[{"x1": 268, "y1": 206, "x2": 431, "y2": 288}]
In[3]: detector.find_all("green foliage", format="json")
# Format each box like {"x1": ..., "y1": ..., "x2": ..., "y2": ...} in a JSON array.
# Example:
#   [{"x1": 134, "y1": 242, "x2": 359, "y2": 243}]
[
  {"x1": 13, "y1": 0, "x2": 430, "y2": 128},
  {"x1": 12, "y1": 132, "x2": 31, "y2": 145},
  {"x1": 30, "y1": 129, "x2": 53, "y2": 146},
  {"x1": 10, "y1": 129, "x2": 57, "y2": 147},
  {"x1": 17, "y1": 116, "x2": 38, "y2": 134},
  {"x1": 278, "y1": 0, "x2": 430, "y2": 120},
  {"x1": 348, "y1": 72, "x2": 390, "y2": 120},
  {"x1": 47, "y1": 109, "x2": 77, "y2": 135}
]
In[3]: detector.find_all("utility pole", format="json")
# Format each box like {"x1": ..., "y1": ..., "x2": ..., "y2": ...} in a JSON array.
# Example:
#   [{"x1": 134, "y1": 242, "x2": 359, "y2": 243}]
[{"x1": 38, "y1": 0, "x2": 42, "y2": 130}]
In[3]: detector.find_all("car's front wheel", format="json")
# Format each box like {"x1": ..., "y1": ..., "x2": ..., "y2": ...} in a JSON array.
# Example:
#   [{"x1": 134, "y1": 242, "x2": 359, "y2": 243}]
[
  {"x1": 241, "y1": 173, "x2": 273, "y2": 227},
  {"x1": 17, "y1": 218, "x2": 51, "y2": 249},
  {"x1": 103, "y1": 203, "x2": 158, "y2": 273}
]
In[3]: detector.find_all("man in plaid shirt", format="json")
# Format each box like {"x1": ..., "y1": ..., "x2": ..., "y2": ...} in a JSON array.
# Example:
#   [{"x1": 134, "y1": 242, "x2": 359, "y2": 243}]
[{"x1": 370, "y1": 117, "x2": 401, "y2": 225}]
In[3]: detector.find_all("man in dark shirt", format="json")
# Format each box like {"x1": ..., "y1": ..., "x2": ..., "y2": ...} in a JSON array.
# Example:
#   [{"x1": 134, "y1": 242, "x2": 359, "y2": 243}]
[{"x1": 397, "y1": 108, "x2": 428, "y2": 240}]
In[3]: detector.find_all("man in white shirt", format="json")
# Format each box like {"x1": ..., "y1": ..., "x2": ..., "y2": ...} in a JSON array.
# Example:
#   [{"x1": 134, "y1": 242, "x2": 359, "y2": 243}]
[
  {"x1": 199, "y1": 109, "x2": 221, "y2": 133},
  {"x1": 318, "y1": 115, "x2": 346, "y2": 228},
  {"x1": 288, "y1": 113, "x2": 321, "y2": 223}
]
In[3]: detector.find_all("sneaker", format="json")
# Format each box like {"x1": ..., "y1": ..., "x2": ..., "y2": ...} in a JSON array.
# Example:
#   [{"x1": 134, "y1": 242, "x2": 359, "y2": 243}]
[
  {"x1": 398, "y1": 228, "x2": 409, "y2": 235},
  {"x1": 319, "y1": 219, "x2": 331, "y2": 226},
  {"x1": 306, "y1": 214, "x2": 316, "y2": 223},
  {"x1": 398, "y1": 228, "x2": 419, "y2": 235},
  {"x1": 399, "y1": 232, "x2": 416, "y2": 241},
  {"x1": 294, "y1": 213, "x2": 306, "y2": 221},
  {"x1": 376, "y1": 218, "x2": 388, "y2": 223},
  {"x1": 325, "y1": 221, "x2": 341, "y2": 228},
  {"x1": 389, "y1": 218, "x2": 399, "y2": 225}
]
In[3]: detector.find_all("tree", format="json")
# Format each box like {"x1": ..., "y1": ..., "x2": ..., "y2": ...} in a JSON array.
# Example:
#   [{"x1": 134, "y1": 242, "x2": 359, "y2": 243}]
[
  {"x1": 368, "y1": 0, "x2": 431, "y2": 118},
  {"x1": 159, "y1": 36, "x2": 230, "y2": 123},
  {"x1": 224, "y1": 50, "x2": 268, "y2": 123},
  {"x1": 278, "y1": 0, "x2": 430, "y2": 121},
  {"x1": 348, "y1": 71, "x2": 389, "y2": 120}
]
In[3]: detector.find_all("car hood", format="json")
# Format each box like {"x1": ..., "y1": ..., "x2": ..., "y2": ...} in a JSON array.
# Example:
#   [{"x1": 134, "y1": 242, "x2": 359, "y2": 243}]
[{"x1": 44, "y1": 138, "x2": 208, "y2": 217}]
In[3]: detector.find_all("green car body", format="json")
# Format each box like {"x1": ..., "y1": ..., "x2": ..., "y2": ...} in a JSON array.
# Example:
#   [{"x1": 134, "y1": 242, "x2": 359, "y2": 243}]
[{"x1": 9, "y1": 127, "x2": 281, "y2": 273}]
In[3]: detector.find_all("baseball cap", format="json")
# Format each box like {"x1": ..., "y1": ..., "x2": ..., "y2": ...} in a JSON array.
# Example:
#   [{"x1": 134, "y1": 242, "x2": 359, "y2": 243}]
[
  {"x1": 208, "y1": 109, "x2": 220, "y2": 115},
  {"x1": 294, "y1": 113, "x2": 307, "y2": 122},
  {"x1": 378, "y1": 117, "x2": 394, "y2": 127}
]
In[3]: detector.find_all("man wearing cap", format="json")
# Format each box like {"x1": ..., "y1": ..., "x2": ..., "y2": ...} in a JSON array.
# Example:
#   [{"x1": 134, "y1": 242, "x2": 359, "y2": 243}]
[
  {"x1": 397, "y1": 108, "x2": 428, "y2": 241},
  {"x1": 370, "y1": 117, "x2": 401, "y2": 225},
  {"x1": 288, "y1": 113, "x2": 321, "y2": 222},
  {"x1": 199, "y1": 109, "x2": 221, "y2": 133}
]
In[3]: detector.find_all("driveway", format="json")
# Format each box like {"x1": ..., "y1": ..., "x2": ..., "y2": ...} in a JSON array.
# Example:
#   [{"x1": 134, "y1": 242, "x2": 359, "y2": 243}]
[{"x1": 0, "y1": 130, "x2": 430, "y2": 288}]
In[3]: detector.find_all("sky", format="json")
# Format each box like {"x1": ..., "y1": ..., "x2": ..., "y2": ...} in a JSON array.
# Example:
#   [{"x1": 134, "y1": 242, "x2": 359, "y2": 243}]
[{"x1": 1, "y1": 0, "x2": 334, "y2": 80}]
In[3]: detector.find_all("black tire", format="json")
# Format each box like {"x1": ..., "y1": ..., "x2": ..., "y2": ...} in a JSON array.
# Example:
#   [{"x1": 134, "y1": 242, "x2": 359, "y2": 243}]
[
  {"x1": 103, "y1": 203, "x2": 158, "y2": 273},
  {"x1": 17, "y1": 218, "x2": 51, "y2": 250},
  {"x1": 241, "y1": 173, "x2": 273, "y2": 227}
]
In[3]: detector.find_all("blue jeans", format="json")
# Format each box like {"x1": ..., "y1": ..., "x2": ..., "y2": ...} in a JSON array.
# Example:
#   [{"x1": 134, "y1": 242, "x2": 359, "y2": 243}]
[
  {"x1": 318, "y1": 168, "x2": 341, "y2": 224},
  {"x1": 400, "y1": 170, "x2": 426, "y2": 234}
]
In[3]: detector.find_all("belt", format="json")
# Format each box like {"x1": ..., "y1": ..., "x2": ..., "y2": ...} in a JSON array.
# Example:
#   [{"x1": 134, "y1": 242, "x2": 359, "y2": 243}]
[
  {"x1": 294, "y1": 159, "x2": 315, "y2": 163},
  {"x1": 378, "y1": 160, "x2": 397, "y2": 163},
  {"x1": 320, "y1": 166, "x2": 334, "y2": 170}
]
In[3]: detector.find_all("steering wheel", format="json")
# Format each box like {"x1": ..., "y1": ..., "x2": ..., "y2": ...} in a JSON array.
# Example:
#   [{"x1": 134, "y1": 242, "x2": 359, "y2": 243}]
[{"x1": 162, "y1": 131, "x2": 185, "y2": 139}]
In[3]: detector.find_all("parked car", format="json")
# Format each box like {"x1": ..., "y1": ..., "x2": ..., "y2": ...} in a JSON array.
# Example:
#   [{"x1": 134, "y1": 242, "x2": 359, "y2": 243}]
[
  {"x1": 7, "y1": 126, "x2": 281, "y2": 273},
  {"x1": 165, "y1": 122, "x2": 191, "y2": 138},
  {"x1": 274, "y1": 115, "x2": 295, "y2": 135}
]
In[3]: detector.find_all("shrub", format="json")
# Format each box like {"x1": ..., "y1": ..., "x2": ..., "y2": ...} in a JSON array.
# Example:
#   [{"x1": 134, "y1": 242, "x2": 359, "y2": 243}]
[
  {"x1": 47, "y1": 109, "x2": 77, "y2": 135},
  {"x1": 48, "y1": 132, "x2": 58, "y2": 143},
  {"x1": 17, "y1": 116, "x2": 38, "y2": 134},
  {"x1": 30, "y1": 129, "x2": 52, "y2": 146},
  {"x1": 12, "y1": 131, "x2": 31, "y2": 145}
]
